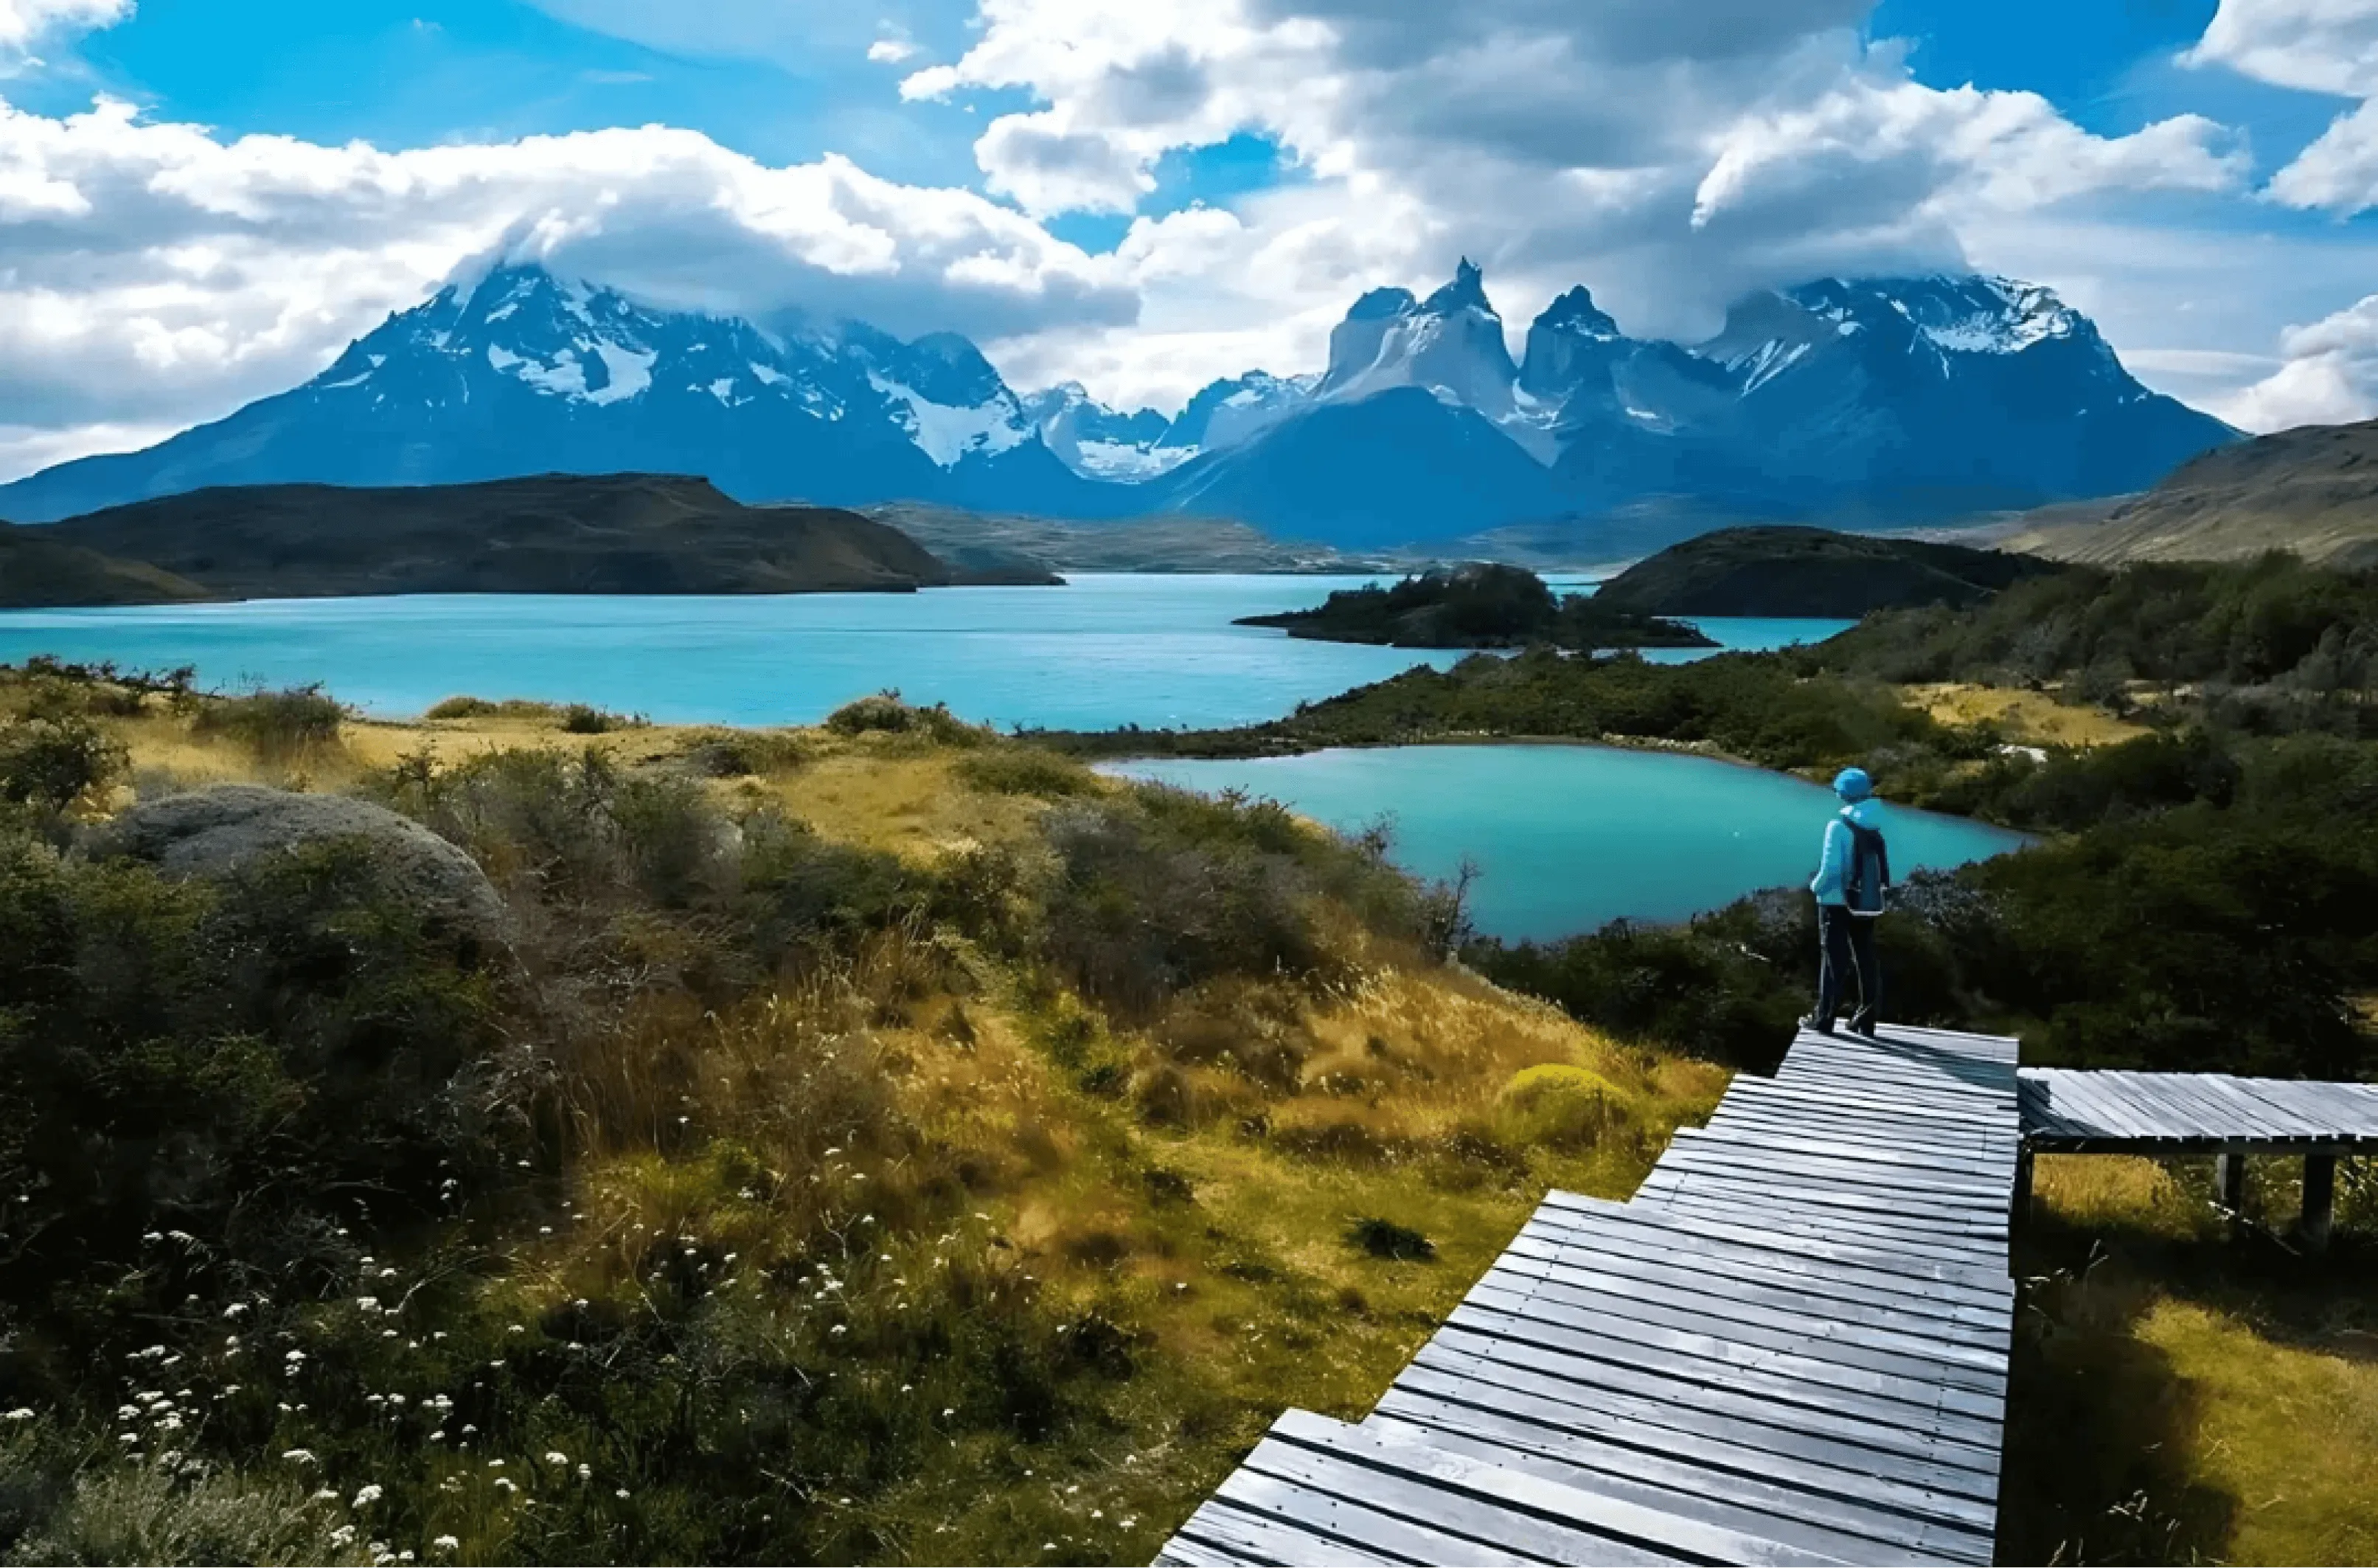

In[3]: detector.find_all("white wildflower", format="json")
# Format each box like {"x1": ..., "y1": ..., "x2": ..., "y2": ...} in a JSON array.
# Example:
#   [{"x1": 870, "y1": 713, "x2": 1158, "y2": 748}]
[
  {"x1": 493, "y1": 1477, "x2": 518, "y2": 1494},
  {"x1": 352, "y1": 1484, "x2": 383, "y2": 1508},
  {"x1": 543, "y1": 1452, "x2": 566, "y2": 1466},
  {"x1": 432, "y1": 1538, "x2": 459, "y2": 1553},
  {"x1": 3, "y1": 1408, "x2": 34, "y2": 1423},
  {"x1": 281, "y1": 1449, "x2": 318, "y2": 1465},
  {"x1": 329, "y1": 1525, "x2": 357, "y2": 1547}
]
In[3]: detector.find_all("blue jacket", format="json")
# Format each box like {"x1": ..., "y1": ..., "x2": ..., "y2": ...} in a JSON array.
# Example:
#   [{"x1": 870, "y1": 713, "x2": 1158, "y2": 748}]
[{"x1": 1812, "y1": 797, "x2": 1885, "y2": 907}]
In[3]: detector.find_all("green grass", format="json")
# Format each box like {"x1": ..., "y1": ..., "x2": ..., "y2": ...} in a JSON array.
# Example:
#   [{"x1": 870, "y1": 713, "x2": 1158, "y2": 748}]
[{"x1": 2003, "y1": 1154, "x2": 2378, "y2": 1566}]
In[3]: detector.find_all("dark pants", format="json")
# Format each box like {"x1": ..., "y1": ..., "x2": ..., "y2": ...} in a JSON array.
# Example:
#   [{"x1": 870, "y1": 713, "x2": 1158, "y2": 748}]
[{"x1": 1816, "y1": 905, "x2": 1880, "y2": 1030}]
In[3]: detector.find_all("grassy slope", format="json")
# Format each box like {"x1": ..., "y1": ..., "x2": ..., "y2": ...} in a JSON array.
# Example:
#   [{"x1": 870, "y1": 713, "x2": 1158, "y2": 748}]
[
  {"x1": 11, "y1": 682, "x2": 1720, "y2": 1565},
  {"x1": 13, "y1": 676, "x2": 2376, "y2": 1565}
]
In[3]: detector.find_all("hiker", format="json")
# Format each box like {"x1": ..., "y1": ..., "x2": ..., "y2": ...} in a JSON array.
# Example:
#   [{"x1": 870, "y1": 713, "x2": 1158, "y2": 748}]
[{"x1": 1802, "y1": 766, "x2": 1889, "y2": 1037}]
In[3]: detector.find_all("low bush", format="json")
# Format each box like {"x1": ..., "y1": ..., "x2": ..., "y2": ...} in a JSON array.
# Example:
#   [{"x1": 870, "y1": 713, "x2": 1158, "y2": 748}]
[
  {"x1": 824, "y1": 692, "x2": 984, "y2": 746},
  {"x1": 422, "y1": 695, "x2": 561, "y2": 720},
  {"x1": 953, "y1": 745, "x2": 1097, "y2": 798},
  {"x1": 192, "y1": 686, "x2": 345, "y2": 763},
  {"x1": 560, "y1": 703, "x2": 638, "y2": 734},
  {"x1": 1346, "y1": 1217, "x2": 1435, "y2": 1261},
  {"x1": 0, "y1": 714, "x2": 126, "y2": 812}
]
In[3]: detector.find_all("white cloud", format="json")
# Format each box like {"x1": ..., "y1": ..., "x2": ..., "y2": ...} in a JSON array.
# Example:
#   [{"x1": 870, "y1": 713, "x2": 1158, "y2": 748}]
[
  {"x1": 894, "y1": 0, "x2": 2253, "y2": 408},
  {"x1": 0, "y1": 0, "x2": 127, "y2": 57},
  {"x1": 2182, "y1": 0, "x2": 2378, "y2": 97},
  {"x1": 2208, "y1": 293, "x2": 2378, "y2": 429},
  {"x1": 0, "y1": 94, "x2": 1133, "y2": 470},
  {"x1": 2183, "y1": 0, "x2": 2378, "y2": 212},
  {"x1": 866, "y1": 37, "x2": 918, "y2": 64}
]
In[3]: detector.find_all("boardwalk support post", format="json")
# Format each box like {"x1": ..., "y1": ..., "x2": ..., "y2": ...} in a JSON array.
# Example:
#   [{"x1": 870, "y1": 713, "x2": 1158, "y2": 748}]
[
  {"x1": 2012, "y1": 1146, "x2": 2033, "y2": 1224},
  {"x1": 2302, "y1": 1154, "x2": 2336, "y2": 1254},
  {"x1": 2215, "y1": 1152, "x2": 2247, "y2": 1231}
]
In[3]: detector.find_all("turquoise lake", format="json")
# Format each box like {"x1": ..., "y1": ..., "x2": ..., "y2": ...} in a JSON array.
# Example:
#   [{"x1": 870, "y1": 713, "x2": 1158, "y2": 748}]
[
  {"x1": 0, "y1": 576, "x2": 2023, "y2": 936},
  {"x1": 1106, "y1": 746, "x2": 2029, "y2": 941},
  {"x1": 0, "y1": 574, "x2": 1851, "y2": 731}
]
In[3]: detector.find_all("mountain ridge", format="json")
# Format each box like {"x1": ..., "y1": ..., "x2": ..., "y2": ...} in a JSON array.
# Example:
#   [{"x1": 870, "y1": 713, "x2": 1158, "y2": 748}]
[
  {"x1": 0, "y1": 259, "x2": 2242, "y2": 552},
  {"x1": 14, "y1": 473, "x2": 1040, "y2": 602}
]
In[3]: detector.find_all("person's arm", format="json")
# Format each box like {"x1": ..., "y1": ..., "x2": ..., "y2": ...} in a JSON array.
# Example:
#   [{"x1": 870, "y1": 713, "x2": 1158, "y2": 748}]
[{"x1": 1810, "y1": 818, "x2": 1846, "y2": 898}]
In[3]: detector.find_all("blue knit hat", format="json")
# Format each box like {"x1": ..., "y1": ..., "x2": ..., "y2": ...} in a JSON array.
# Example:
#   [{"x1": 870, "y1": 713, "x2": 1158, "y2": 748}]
[{"x1": 1832, "y1": 767, "x2": 1874, "y2": 801}]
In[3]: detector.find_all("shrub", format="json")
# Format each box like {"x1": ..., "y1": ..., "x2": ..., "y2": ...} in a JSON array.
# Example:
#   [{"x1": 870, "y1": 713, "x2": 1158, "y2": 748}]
[
  {"x1": 1346, "y1": 1217, "x2": 1435, "y2": 1261},
  {"x1": 423, "y1": 694, "x2": 504, "y2": 719},
  {"x1": 954, "y1": 746, "x2": 1097, "y2": 798},
  {"x1": 824, "y1": 692, "x2": 984, "y2": 746},
  {"x1": 191, "y1": 686, "x2": 344, "y2": 762},
  {"x1": 561, "y1": 703, "x2": 636, "y2": 734},
  {"x1": 0, "y1": 714, "x2": 126, "y2": 812},
  {"x1": 1497, "y1": 1062, "x2": 1630, "y2": 1150},
  {"x1": 681, "y1": 731, "x2": 810, "y2": 778},
  {"x1": 4, "y1": 1460, "x2": 361, "y2": 1567},
  {"x1": 0, "y1": 824, "x2": 516, "y2": 1374},
  {"x1": 1040, "y1": 796, "x2": 1329, "y2": 1019}
]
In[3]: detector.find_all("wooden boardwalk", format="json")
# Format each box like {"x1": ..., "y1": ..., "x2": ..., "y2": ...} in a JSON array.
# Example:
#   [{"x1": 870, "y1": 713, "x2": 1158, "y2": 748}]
[
  {"x1": 2020, "y1": 1067, "x2": 2378, "y2": 1152},
  {"x1": 1158, "y1": 1024, "x2": 2024, "y2": 1567}
]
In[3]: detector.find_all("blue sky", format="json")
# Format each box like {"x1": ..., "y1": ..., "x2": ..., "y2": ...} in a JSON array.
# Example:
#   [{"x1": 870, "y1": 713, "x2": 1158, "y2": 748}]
[
  {"x1": 6, "y1": 0, "x2": 2378, "y2": 474},
  {"x1": 28, "y1": 0, "x2": 2318, "y2": 231}
]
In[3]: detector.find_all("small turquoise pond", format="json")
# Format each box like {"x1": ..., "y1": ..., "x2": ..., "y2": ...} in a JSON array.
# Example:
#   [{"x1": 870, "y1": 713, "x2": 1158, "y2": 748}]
[{"x1": 1104, "y1": 745, "x2": 2029, "y2": 941}]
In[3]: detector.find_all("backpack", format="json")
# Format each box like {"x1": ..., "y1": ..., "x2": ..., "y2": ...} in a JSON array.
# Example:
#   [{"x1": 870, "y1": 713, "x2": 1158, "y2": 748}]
[{"x1": 1845, "y1": 820, "x2": 1891, "y2": 916}]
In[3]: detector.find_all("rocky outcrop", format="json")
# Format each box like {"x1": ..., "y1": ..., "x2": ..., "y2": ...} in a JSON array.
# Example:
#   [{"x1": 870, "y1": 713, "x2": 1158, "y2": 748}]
[{"x1": 90, "y1": 784, "x2": 507, "y2": 949}]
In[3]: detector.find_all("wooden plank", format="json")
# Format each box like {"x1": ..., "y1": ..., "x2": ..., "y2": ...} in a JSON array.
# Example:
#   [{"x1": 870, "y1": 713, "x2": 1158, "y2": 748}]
[
  {"x1": 1506, "y1": 1225, "x2": 2011, "y2": 1345},
  {"x1": 1476, "y1": 1258, "x2": 2009, "y2": 1390},
  {"x1": 1153, "y1": 1533, "x2": 1257, "y2": 1567},
  {"x1": 1384, "y1": 1361, "x2": 2003, "y2": 1516},
  {"x1": 1370, "y1": 1404, "x2": 1996, "y2": 1567},
  {"x1": 1633, "y1": 1191, "x2": 2008, "y2": 1269},
  {"x1": 1726, "y1": 1077, "x2": 2020, "y2": 1134},
  {"x1": 1465, "y1": 1277, "x2": 2008, "y2": 1410},
  {"x1": 1537, "y1": 1193, "x2": 2014, "y2": 1291},
  {"x1": 1421, "y1": 1330, "x2": 2006, "y2": 1480},
  {"x1": 1637, "y1": 1165, "x2": 2012, "y2": 1239},
  {"x1": 1778, "y1": 1059, "x2": 2016, "y2": 1108},
  {"x1": 1520, "y1": 1210, "x2": 2014, "y2": 1324},
  {"x1": 1262, "y1": 1410, "x2": 1835, "y2": 1567},
  {"x1": 1453, "y1": 1294, "x2": 2008, "y2": 1434},
  {"x1": 2026, "y1": 1073, "x2": 2160, "y2": 1140},
  {"x1": 1644, "y1": 1169, "x2": 2013, "y2": 1238},
  {"x1": 1662, "y1": 1139, "x2": 2014, "y2": 1205},
  {"x1": 1781, "y1": 1037, "x2": 2020, "y2": 1089},
  {"x1": 1707, "y1": 1103, "x2": 2020, "y2": 1166},
  {"x1": 1684, "y1": 1121, "x2": 2017, "y2": 1182},
  {"x1": 2141, "y1": 1074, "x2": 2274, "y2": 1137},
  {"x1": 1216, "y1": 1462, "x2": 1554, "y2": 1566},
  {"x1": 1779, "y1": 1042, "x2": 2012, "y2": 1084},
  {"x1": 2183, "y1": 1075, "x2": 2309, "y2": 1138},
  {"x1": 2217, "y1": 1076, "x2": 2336, "y2": 1137},
  {"x1": 1168, "y1": 1497, "x2": 1405, "y2": 1566}
]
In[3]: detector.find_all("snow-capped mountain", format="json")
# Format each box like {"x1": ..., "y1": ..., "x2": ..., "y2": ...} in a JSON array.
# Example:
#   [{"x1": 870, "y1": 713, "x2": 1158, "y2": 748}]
[
  {"x1": 0, "y1": 257, "x2": 2242, "y2": 551},
  {"x1": 0, "y1": 263, "x2": 1113, "y2": 523},
  {"x1": 1018, "y1": 383, "x2": 1184, "y2": 481},
  {"x1": 1139, "y1": 265, "x2": 2239, "y2": 545},
  {"x1": 1155, "y1": 372, "x2": 1318, "y2": 456}
]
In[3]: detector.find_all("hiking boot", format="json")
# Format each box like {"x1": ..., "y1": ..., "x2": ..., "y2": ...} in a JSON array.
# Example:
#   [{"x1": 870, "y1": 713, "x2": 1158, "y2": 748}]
[
  {"x1": 1845, "y1": 1014, "x2": 1879, "y2": 1038},
  {"x1": 1797, "y1": 1014, "x2": 1835, "y2": 1036}
]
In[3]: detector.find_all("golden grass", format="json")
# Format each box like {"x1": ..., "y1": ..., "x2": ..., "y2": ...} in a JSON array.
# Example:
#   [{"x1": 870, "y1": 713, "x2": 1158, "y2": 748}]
[
  {"x1": 1903, "y1": 682, "x2": 2149, "y2": 748},
  {"x1": 77, "y1": 693, "x2": 1730, "y2": 1561}
]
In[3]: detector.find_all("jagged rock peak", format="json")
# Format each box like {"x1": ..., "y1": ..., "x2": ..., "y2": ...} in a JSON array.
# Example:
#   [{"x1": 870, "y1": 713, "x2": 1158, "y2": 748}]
[
  {"x1": 1422, "y1": 257, "x2": 1493, "y2": 316},
  {"x1": 1345, "y1": 286, "x2": 1419, "y2": 321},
  {"x1": 1532, "y1": 286, "x2": 1621, "y2": 341}
]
